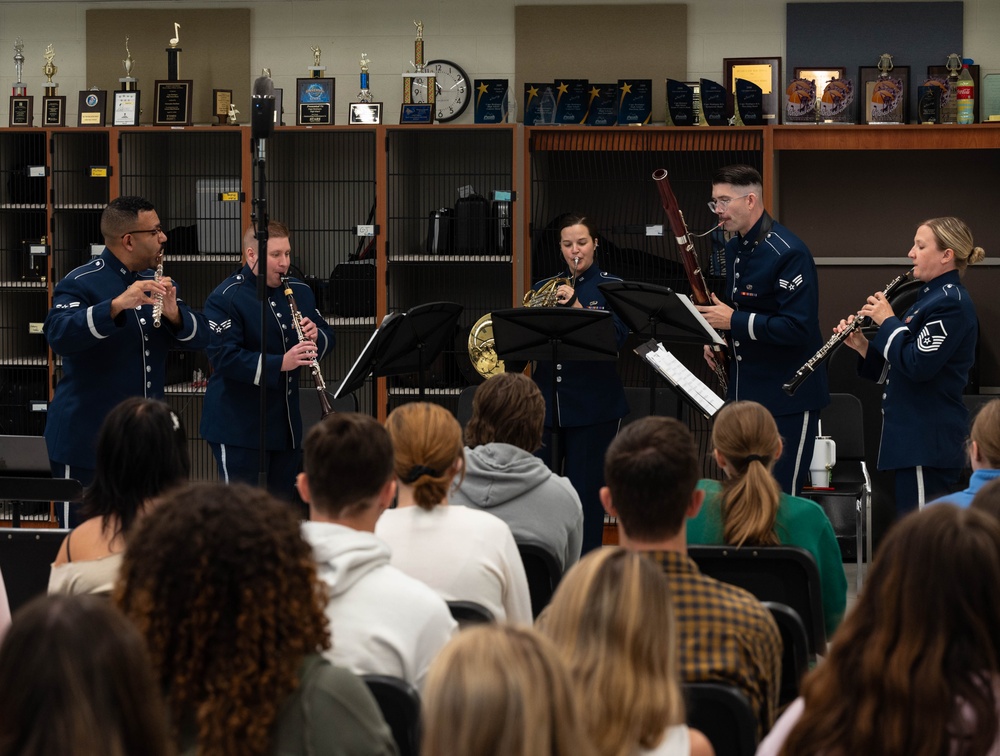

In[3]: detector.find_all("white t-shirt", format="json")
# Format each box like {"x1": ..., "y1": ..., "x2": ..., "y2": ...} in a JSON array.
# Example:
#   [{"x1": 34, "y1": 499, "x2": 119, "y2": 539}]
[{"x1": 375, "y1": 504, "x2": 533, "y2": 625}]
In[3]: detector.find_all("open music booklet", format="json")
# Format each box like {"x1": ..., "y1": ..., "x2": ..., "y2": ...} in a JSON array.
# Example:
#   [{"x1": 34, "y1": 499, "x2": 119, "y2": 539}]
[{"x1": 634, "y1": 339, "x2": 724, "y2": 418}]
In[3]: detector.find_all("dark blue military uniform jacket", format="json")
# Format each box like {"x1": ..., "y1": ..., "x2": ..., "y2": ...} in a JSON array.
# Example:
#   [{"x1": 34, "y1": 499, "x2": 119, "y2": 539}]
[
  {"x1": 44, "y1": 247, "x2": 208, "y2": 469},
  {"x1": 200, "y1": 266, "x2": 333, "y2": 452},
  {"x1": 859, "y1": 270, "x2": 977, "y2": 471},
  {"x1": 531, "y1": 264, "x2": 629, "y2": 427},
  {"x1": 724, "y1": 214, "x2": 829, "y2": 416}
]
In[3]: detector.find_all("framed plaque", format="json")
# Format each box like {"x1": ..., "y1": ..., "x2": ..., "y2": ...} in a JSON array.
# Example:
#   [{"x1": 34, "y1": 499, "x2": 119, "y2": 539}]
[
  {"x1": 399, "y1": 103, "x2": 433, "y2": 124},
  {"x1": 724, "y1": 57, "x2": 781, "y2": 123},
  {"x1": 154, "y1": 80, "x2": 193, "y2": 126},
  {"x1": 349, "y1": 102, "x2": 382, "y2": 125},
  {"x1": 113, "y1": 90, "x2": 140, "y2": 127},
  {"x1": 9, "y1": 96, "x2": 32, "y2": 127},
  {"x1": 296, "y1": 77, "x2": 334, "y2": 126},
  {"x1": 793, "y1": 67, "x2": 852, "y2": 124},
  {"x1": 77, "y1": 90, "x2": 107, "y2": 126},
  {"x1": 213, "y1": 88, "x2": 232, "y2": 125},
  {"x1": 42, "y1": 96, "x2": 66, "y2": 127}
]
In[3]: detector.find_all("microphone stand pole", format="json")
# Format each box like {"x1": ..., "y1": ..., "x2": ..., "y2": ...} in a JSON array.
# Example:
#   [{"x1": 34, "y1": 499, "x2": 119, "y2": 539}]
[{"x1": 251, "y1": 80, "x2": 275, "y2": 490}]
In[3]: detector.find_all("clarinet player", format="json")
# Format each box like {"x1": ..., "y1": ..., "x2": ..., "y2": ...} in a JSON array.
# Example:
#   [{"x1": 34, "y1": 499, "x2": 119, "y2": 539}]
[
  {"x1": 836, "y1": 217, "x2": 984, "y2": 515},
  {"x1": 695, "y1": 165, "x2": 828, "y2": 495},
  {"x1": 201, "y1": 222, "x2": 334, "y2": 500},
  {"x1": 533, "y1": 214, "x2": 629, "y2": 554}
]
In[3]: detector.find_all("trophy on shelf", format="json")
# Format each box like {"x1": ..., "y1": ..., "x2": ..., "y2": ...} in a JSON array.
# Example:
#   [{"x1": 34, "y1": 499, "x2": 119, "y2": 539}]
[
  {"x1": 227, "y1": 103, "x2": 239, "y2": 125},
  {"x1": 869, "y1": 52, "x2": 904, "y2": 125},
  {"x1": 114, "y1": 38, "x2": 140, "y2": 126},
  {"x1": 10, "y1": 37, "x2": 33, "y2": 127},
  {"x1": 401, "y1": 20, "x2": 435, "y2": 123},
  {"x1": 350, "y1": 52, "x2": 382, "y2": 124},
  {"x1": 155, "y1": 22, "x2": 192, "y2": 126},
  {"x1": 297, "y1": 46, "x2": 334, "y2": 125},
  {"x1": 42, "y1": 44, "x2": 65, "y2": 126}
]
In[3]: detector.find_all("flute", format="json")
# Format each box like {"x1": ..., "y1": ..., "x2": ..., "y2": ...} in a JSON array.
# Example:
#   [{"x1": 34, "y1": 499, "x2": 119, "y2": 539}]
[
  {"x1": 652, "y1": 168, "x2": 729, "y2": 394},
  {"x1": 280, "y1": 275, "x2": 334, "y2": 417},
  {"x1": 152, "y1": 257, "x2": 164, "y2": 328},
  {"x1": 782, "y1": 268, "x2": 913, "y2": 396}
]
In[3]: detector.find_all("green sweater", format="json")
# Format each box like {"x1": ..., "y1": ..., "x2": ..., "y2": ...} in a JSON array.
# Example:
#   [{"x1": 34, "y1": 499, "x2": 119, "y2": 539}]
[{"x1": 688, "y1": 479, "x2": 848, "y2": 637}]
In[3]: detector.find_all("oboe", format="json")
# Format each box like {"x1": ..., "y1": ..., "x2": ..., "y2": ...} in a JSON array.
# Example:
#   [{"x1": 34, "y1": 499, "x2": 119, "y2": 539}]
[
  {"x1": 280, "y1": 275, "x2": 333, "y2": 417},
  {"x1": 782, "y1": 268, "x2": 913, "y2": 396},
  {"x1": 652, "y1": 168, "x2": 729, "y2": 394},
  {"x1": 152, "y1": 257, "x2": 164, "y2": 328}
]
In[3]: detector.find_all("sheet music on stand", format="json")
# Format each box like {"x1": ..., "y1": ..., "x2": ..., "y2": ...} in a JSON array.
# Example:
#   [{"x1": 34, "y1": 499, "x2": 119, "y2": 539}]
[{"x1": 635, "y1": 338, "x2": 724, "y2": 418}]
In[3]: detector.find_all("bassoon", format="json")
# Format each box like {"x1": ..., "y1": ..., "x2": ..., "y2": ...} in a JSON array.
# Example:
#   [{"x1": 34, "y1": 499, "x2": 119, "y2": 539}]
[
  {"x1": 652, "y1": 168, "x2": 728, "y2": 393},
  {"x1": 782, "y1": 268, "x2": 913, "y2": 396}
]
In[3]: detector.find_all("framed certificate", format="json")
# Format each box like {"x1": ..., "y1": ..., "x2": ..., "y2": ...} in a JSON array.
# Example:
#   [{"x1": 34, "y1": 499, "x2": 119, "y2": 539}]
[
  {"x1": 296, "y1": 77, "x2": 334, "y2": 125},
  {"x1": 154, "y1": 80, "x2": 193, "y2": 126},
  {"x1": 113, "y1": 90, "x2": 140, "y2": 127},
  {"x1": 349, "y1": 102, "x2": 382, "y2": 125}
]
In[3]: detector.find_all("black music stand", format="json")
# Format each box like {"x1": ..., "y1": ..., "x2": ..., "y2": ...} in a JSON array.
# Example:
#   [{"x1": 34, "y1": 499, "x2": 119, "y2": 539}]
[
  {"x1": 334, "y1": 301, "x2": 463, "y2": 415},
  {"x1": 600, "y1": 281, "x2": 724, "y2": 415},
  {"x1": 490, "y1": 307, "x2": 617, "y2": 469}
]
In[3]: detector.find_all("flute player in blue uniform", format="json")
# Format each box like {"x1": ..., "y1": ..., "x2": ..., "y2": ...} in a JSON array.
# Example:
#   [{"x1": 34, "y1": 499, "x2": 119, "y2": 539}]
[
  {"x1": 200, "y1": 222, "x2": 333, "y2": 500},
  {"x1": 696, "y1": 165, "x2": 829, "y2": 496},
  {"x1": 837, "y1": 217, "x2": 983, "y2": 515},
  {"x1": 533, "y1": 214, "x2": 629, "y2": 554},
  {"x1": 44, "y1": 196, "x2": 208, "y2": 522}
]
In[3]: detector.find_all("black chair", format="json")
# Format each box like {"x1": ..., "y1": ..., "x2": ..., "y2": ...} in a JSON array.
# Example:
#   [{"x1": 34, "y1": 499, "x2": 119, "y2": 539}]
[
  {"x1": 804, "y1": 392, "x2": 871, "y2": 590},
  {"x1": 763, "y1": 601, "x2": 809, "y2": 706},
  {"x1": 687, "y1": 544, "x2": 826, "y2": 655},
  {"x1": 516, "y1": 541, "x2": 563, "y2": 619},
  {"x1": 445, "y1": 600, "x2": 494, "y2": 627},
  {"x1": 683, "y1": 682, "x2": 758, "y2": 756},
  {"x1": 456, "y1": 384, "x2": 477, "y2": 429},
  {"x1": 0, "y1": 528, "x2": 68, "y2": 613},
  {"x1": 362, "y1": 674, "x2": 421, "y2": 756},
  {"x1": 298, "y1": 388, "x2": 360, "y2": 434}
]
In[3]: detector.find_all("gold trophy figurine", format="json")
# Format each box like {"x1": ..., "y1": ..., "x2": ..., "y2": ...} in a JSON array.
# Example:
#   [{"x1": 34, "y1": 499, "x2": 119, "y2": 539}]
[
  {"x1": 227, "y1": 103, "x2": 239, "y2": 125},
  {"x1": 42, "y1": 45, "x2": 57, "y2": 88}
]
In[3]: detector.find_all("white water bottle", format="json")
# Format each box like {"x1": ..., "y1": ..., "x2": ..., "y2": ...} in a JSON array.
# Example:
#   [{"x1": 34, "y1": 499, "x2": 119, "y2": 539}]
[{"x1": 810, "y1": 435, "x2": 836, "y2": 487}]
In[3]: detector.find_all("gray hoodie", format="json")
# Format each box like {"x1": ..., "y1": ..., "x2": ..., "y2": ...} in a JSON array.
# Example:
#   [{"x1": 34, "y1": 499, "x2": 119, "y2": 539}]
[{"x1": 451, "y1": 442, "x2": 583, "y2": 570}]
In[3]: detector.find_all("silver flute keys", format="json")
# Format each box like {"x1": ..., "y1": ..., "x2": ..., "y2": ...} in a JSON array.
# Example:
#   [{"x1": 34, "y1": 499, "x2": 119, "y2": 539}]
[{"x1": 152, "y1": 258, "x2": 164, "y2": 327}]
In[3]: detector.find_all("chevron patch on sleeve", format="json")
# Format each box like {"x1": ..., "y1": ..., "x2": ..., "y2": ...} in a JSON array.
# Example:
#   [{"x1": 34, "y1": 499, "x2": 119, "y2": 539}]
[{"x1": 917, "y1": 320, "x2": 947, "y2": 353}]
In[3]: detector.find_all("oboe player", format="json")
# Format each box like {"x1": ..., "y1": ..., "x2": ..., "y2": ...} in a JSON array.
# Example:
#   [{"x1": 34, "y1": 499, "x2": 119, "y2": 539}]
[
  {"x1": 201, "y1": 222, "x2": 333, "y2": 500},
  {"x1": 695, "y1": 165, "x2": 828, "y2": 496},
  {"x1": 836, "y1": 217, "x2": 983, "y2": 516}
]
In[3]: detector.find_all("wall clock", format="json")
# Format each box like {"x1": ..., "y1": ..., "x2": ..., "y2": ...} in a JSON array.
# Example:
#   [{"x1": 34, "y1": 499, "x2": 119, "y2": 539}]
[{"x1": 411, "y1": 59, "x2": 470, "y2": 123}]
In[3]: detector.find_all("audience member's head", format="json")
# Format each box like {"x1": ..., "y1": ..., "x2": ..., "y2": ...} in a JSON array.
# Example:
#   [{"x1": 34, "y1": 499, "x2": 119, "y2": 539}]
[
  {"x1": 385, "y1": 402, "x2": 464, "y2": 510},
  {"x1": 538, "y1": 547, "x2": 685, "y2": 756},
  {"x1": 300, "y1": 411, "x2": 395, "y2": 525},
  {"x1": 971, "y1": 477, "x2": 1000, "y2": 522},
  {"x1": 969, "y1": 399, "x2": 1000, "y2": 471},
  {"x1": 0, "y1": 594, "x2": 171, "y2": 756},
  {"x1": 602, "y1": 416, "x2": 701, "y2": 543},
  {"x1": 779, "y1": 505, "x2": 1000, "y2": 755},
  {"x1": 422, "y1": 624, "x2": 596, "y2": 756},
  {"x1": 464, "y1": 373, "x2": 545, "y2": 452},
  {"x1": 711, "y1": 401, "x2": 783, "y2": 547},
  {"x1": 115, "y1": 482, "x2": 329, "y2": 756},
  {"x1": 81, "y1": 397, "x2": 189, "y2": 539}
]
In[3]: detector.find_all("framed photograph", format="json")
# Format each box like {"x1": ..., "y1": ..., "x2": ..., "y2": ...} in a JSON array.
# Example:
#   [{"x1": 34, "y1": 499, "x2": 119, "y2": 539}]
[
  {"x1": 724, "y1": 57, "x2": 781, "y2": 123},
  {"x1": 153, "y1": 80, "x2": 192, "y2": 126},
  {"x1": 349, "y1": 102, "x2": 382, "y2": 125},
  {"x1": 399, "y1": 103, "x2": 434, "y2": 124},
  {"x1": 296, "y1": 77, "x2": 334, "y2": 126},
  {"x1": 77, "y1": 90, "x2": 107, "y2": 127},
  {"x1": 8, "y1": 95, "x2": 32, "y2": 126},
  {"x1": 112, "y1": 90, "x2": 140, "y2": 127},
  {"x1": 42, "y1": 95, "x2": 66, "y2": 127},
  {"x1": 927, "y1": 64, "x2": 981, "y2": 123},
  {"x1": 859, "y1": 66, "x2": 909, "y2": 124}
]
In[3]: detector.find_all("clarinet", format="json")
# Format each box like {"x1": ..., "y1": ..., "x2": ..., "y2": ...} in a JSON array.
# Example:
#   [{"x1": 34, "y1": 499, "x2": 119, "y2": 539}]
[
  {"x1": 652, "y1": 168, "x2": 729, "y2": 394},
  {"x1": 152, "y1": 257, "x2": 164, "y2": 328},
  {"x1": 280, "y1": 275, "x2": 334, "y2": 417},
  {"x1": 782, "y1": 268, "x2": 913, "y2": 396}
]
